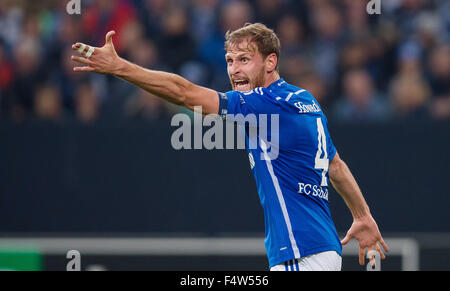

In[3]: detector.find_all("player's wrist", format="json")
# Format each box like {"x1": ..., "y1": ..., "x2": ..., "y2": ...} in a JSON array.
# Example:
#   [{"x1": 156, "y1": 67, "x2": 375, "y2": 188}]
[
  {"x1": 112, "y1": 57, "x2": 130, "y2": 77},
  {"x1": 351, "y1": 206, "x2": 371, "y2": 220}
]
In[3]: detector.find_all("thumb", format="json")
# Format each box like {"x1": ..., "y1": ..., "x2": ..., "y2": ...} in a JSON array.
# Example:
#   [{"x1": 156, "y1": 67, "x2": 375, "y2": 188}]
[
  {"x1": 105, "y1": 30, "x2": 116, "y2": 46},
  {"x1": 341, "y1": 233, "x2": 351, "y2": 245}
]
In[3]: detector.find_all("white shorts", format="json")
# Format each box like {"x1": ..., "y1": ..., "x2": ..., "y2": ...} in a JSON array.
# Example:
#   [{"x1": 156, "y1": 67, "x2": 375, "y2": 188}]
[{"x1": 270, "y1": 251, "x2": 342, "y2": 271}]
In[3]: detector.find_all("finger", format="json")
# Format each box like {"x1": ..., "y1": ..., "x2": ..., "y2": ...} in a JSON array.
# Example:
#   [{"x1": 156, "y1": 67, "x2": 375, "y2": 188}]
[
  {"x1": 379, "y1": 237, "x2": 389, "y2": 253},
  {"x1": 341, "y1": 233, "x2": 351, "y2": 245},
  {"x1": 72, "y1": 43, "x2": 81, "y2": 51},
  {"x1": 73, "y1": 43, "x2": 89, "y2": 55},
  {"x1": 85, "y1": 46, "x2": 95, "y2": 58},
  {"x1": 368, "y1": 246, "x2": 376, "y2": 268},
  {"x1": 375, "y1": 243, "x2": 385, "y2": 260},
  {"x1": 73, "y1": 43, "x2": 94, "y2": 58},
  {"x1": 359, "y1": 247, "x2": 365, "y2": 266},
  {"x1": 105, "y1": 30, "x2": 116, "y2": 45},
  {"x1": 73, "y1": 66, "x2": 95, "y2": 72},
  {"x1": 71, "y1": 55, "x2": 94, "y2": 65},
  {"x1": 78, "y1": 43, "x2": 87, "y2": 54}
]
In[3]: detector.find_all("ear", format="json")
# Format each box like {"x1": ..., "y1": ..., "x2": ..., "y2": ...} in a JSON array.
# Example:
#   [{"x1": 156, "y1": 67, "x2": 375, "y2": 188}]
[{"x1": 265, "y1": 53, "x2": 278, "y2": 73}]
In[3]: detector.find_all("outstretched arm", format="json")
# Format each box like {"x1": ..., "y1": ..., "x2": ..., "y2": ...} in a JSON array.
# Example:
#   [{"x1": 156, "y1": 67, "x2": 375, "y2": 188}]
[
  {"x1": 71, "y1": 31, "x2": 219, "y2": 114},
  {"x1": 329, "y1": 152, "x2": 389, "y2": 266}
]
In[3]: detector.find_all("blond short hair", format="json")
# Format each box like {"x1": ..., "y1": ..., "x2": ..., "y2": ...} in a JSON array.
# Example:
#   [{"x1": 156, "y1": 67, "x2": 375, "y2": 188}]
[{"x1": 225, "y1": 23, "x2": 281, "y2": 71}]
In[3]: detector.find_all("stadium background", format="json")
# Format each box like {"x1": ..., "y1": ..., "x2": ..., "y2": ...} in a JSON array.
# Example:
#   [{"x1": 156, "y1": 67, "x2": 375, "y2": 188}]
[{"x1": 0, "y1": 0, "x2": 449, "y2": 270}]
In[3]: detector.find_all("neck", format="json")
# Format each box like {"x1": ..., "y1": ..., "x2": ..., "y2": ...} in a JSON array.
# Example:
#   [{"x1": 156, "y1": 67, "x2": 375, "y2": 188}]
[{"x1": 264, "y1": 71, "x2": 281, "y2": 88}]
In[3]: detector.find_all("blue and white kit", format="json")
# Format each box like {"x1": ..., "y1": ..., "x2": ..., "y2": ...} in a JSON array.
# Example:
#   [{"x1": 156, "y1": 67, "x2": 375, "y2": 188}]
[{"x1": 218, "y1": 78, "x2": 342, "y2": 268}]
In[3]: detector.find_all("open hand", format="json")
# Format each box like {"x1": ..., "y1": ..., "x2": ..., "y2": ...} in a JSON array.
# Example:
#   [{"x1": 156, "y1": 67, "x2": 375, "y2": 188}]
[
  {"x1": 341, "y1": 215, "x2": 389, "y2": 266},
  {"x1": 71, "y1": 31, "x2": 122, "y2": 75}
]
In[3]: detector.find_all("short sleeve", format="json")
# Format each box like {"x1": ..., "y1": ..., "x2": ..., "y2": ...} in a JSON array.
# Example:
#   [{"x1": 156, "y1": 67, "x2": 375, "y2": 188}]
[
  {"x1": 325, "y1": 118, "x2": 337, "y2": 161},
  {"x1": 328, "y1": 135, "x2": 337, "y2": 161}
]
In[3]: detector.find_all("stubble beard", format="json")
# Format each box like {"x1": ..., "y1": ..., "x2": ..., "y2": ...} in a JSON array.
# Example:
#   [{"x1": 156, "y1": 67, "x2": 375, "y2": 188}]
[{"x1": 230, "y1": 68, "x2": 266, "y2": 92}]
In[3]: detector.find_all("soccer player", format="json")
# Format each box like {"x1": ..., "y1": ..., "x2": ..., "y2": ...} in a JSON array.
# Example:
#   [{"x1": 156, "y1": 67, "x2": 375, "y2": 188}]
[{"x1": 71, "y1": 23, "x2": 389, "y2": 271}]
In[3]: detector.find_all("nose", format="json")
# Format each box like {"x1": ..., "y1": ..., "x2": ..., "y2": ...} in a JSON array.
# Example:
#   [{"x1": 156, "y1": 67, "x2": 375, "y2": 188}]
[{"x1": 228, "y1": 61, "x2": 240, "y2": 77}]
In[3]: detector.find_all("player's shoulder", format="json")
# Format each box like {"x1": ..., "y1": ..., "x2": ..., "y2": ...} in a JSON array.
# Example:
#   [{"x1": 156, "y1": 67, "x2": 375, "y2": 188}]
[
  {"x1": 273, "y1": 81, "x2": 327, "y2": 116},
  {"x1": 282, "y1": 82, "x2": 312, "y2": 99},
  {"x1": 270, "y1": 83, "x2": 317, "y2": 107}
]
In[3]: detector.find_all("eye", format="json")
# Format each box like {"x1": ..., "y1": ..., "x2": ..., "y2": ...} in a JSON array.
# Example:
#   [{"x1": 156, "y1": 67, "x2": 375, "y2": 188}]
[
  {"x1": 241, "y1": 57, "x2": 249, "y2": 63},
  {"x1": 226, "y1": 58, "x2": 233, "y2": 65}
]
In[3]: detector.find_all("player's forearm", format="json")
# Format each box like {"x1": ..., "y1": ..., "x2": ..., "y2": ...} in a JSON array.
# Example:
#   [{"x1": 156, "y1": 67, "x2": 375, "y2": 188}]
[
  {"x1": 115, "y1": 58, "x2": 191, "y2": 106},
  {"x1": 114, "y1": 58, "x2": 219, "y2": 114},
  {"x1": 329, "y1": 155, "x2": 371, "y2": 219}
]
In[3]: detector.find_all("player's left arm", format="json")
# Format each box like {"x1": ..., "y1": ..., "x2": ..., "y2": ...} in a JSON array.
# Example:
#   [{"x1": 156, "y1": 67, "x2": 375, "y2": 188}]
[{"x1": 329, "y1": 152, "x2": 389, "y2": 266}]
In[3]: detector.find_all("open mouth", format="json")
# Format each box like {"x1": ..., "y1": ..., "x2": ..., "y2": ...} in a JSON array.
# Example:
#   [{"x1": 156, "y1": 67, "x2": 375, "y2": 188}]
[{"x1": 234, "y1": 79, "x2": 250, "y2": 91}]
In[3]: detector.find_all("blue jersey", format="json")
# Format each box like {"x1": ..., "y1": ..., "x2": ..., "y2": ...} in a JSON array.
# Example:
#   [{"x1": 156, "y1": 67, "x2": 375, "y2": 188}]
[{"x1": 218, "y1": 78, "x2": 342, "y2": 267}]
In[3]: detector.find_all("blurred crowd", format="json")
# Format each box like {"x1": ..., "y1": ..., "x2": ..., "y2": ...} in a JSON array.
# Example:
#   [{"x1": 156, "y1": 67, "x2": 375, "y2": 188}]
[{"x1": 0, "y1": 0, "x2": 449, "y2": 124}]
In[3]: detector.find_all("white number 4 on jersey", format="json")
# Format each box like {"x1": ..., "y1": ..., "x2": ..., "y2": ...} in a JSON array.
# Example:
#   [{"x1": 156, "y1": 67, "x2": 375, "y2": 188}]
[{"x1": 315, "y1": 118, "x2": 329, "y2": 187}]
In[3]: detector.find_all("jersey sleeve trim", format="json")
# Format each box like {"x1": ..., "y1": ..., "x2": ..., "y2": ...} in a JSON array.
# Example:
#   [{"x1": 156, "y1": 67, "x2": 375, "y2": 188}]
[{"x1": 217, "y1": 92, "x2": 228, "y2": 119}]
